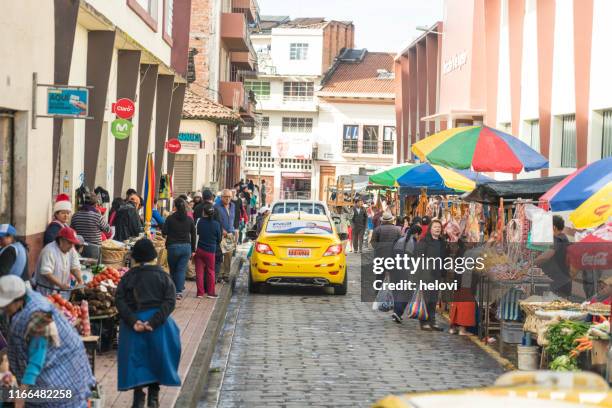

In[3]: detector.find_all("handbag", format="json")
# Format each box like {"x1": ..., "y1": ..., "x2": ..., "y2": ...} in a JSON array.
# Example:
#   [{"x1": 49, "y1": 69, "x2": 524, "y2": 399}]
[{"x1": 407, "y1": 290, "x2": 429, "y2": 320}]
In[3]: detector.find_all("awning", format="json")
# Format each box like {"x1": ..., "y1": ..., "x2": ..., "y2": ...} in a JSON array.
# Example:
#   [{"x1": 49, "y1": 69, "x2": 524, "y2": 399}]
[{"x1": 462, "y1": 176, "x2": 566, "y2": 204}]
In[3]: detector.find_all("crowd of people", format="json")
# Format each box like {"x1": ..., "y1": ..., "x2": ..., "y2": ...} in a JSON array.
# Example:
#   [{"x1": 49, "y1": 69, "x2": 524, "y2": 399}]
[{"x1": 0, "y1": 178, "x2": 262, "y2": 407}]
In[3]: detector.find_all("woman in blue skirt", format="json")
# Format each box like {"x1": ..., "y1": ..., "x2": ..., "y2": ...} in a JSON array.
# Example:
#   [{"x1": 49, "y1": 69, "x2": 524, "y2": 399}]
[{"x1": 116, "y1": 239, "x2": 181, "y2": 408}]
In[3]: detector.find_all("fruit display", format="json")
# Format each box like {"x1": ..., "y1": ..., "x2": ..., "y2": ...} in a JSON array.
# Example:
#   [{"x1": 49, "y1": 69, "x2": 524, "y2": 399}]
[
  {"x1": 87, "y1": 266, "x2": 123, "y2": 288},
  {"x1": 80, "y1": 300, "x2": 91, "y2": 336},
  {"x1": 47, "y1": 294, "x2": 82, "y2": 325}
]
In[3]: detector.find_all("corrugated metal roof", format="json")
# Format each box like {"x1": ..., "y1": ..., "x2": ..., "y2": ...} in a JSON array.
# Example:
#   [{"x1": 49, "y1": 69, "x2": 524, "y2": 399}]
[{"x1": 319, "y1": 51, "x2": 396, "y2": 96}]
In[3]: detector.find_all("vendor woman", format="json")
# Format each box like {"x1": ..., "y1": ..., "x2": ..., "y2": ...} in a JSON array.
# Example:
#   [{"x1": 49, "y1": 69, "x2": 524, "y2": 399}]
[
  {"x1": 33, "y1": 227, "x2": 84, "y2": 298},
  {"x1": 115, "y1": 239, "x2": 181, "y2": 408},
  {"x1": 43, "y1": 194, "x2": 72, "y2": 245},
  {"x1": 0, "y1": 275, "x2": 95, "y2": 408},
  {"x1": 0, "y1": 224, "x2": 29, "y2": 280}
]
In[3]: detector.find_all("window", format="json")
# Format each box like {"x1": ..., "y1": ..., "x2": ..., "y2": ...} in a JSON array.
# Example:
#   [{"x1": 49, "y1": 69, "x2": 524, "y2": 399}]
[
  {"x1": 163, "y1": 0, "x2": 173, "y2": 41},
  {"x1": 245, "y1": 148, "x2": 274, "y2": 169},
  {"x1": 602, "y1": 110, "x2": 612, "y2": 158},
  {"x1": 343, "y1": 125, "x2": 358, "y2": 153},
  {"x1": 256, "y1": 116, "x2": 269, "y2": 137},
  {"x1": 290, "y1": 43, "x2": 309, "y2": 60},
  {"x1": 383, "y1": 126, "x2": 395, "y2": 155},
  {"x1": 266, "y1": 219, "x2": 332, "y2": 235},
  {"x1": 282, "y1": 117, "x2": 313, "y2": 133},
  {"x1": 128, "y1": 0, "x2": 158, "y2": 29},
  {"x1": 527, "y1": 120, "x2": 540, "y2": 152},
  {"x1": 283, "y1": 82, "x2": 314, "y2": 101},
  {"x1": 244, "y1": 81, "x2": 271, "y2": 100},
  {"x1": 363, "y1": 125, "x2": 379, "y2": 154},
  {"x1": 560, "y1": 114, "x2": 577, "y2": 168}
]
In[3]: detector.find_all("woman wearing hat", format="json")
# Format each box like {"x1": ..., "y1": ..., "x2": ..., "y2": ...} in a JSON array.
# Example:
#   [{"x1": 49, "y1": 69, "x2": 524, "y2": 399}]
[
  {"x1": 33, "y1": 227, "x2": 84, "y2": 299},
  {"x1": 0, "y1": 224, "x2": 29, "y2": 280},
  {"x1": 116, "y1": 239, "x2": 180, "y2": 408},
  {"x1": 0, "y1": 275, "x2": 95, "y2": 407},
  {"x1": 43, "y1": 194, "x2": 72, "y2": 246}
]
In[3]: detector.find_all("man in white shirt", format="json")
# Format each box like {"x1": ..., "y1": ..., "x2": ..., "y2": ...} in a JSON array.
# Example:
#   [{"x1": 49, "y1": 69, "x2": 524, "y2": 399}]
[{"x1": 34, "y1": 227, "x2": 84, "y2": 298}]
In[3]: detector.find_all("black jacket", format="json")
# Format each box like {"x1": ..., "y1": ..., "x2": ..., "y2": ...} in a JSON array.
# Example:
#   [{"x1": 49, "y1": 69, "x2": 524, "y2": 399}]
[
  {"x1": 231, "y1": 198, "x2": 242, "y2": 229},
  {"x1": 351, "y1": 207, "x2": 368, "y2": 228},
  {"x1": 371, "y1": 224, "x2": 401, "y2": 258},
  {"x1": 162, "y1": 213, "x2": 196, "y2": 252},
  {"x1": 115, "y1": 264, "x2": 176, "y2": 329},
  {"x1": 113, "y1": 203, "x2": 143, "y2": 241},
  {"x1": 194, "y1": 201, "x2": 221, "y2": 224},
  {"x1": 414, "y1": 234, "x2": 447, "y2": 281}
]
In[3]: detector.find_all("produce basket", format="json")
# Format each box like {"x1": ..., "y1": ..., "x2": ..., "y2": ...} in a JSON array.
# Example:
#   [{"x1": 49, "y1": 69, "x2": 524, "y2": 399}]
[{"x1": 101, "y1": 240, "x2": 129, "y2": 265}]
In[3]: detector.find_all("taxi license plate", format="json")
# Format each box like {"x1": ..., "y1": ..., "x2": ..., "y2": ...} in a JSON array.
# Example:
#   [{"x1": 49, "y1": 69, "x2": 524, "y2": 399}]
[{"x1": 287, "y1": 248, "x2": 311, "y2": 258}]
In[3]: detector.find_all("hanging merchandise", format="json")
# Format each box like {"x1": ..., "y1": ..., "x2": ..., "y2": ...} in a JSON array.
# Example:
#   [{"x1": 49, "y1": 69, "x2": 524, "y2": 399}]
[
  {"x1": 94, "y1": 186, "x2": 110, "y2": 204},
  {"x1": 416, "y1": 189, "x2": 428, "y2": 217},
  {"x1": 525, "y1": 204, "x2": 553, "y2": 243},
  {"x1": 497, "y1": 198, "x2": 504, "y2": 243}
]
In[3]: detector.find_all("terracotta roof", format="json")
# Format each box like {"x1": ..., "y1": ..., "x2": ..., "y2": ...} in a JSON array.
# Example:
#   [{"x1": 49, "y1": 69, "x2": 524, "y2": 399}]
[
  {"x1": 277, "y1": 18, "x2": 352, "y2": 30},
  {"x1": 319, "y1": 51, "x2": 396, "y2": 96},
  {"x1": 182, "y1": 89, "x2": 242, "y2": 124}
]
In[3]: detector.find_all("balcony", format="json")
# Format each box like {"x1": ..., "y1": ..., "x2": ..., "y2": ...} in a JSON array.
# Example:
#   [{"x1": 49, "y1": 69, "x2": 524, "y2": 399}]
[
  {"x1": 219, "y1": 81, "x2": 246, "y2": 110},
  {"x1": 362, "y1": 140, "x2": 378, "y2": 154},
  {"x1": 343, "y1": 140, "x2": 357, "y2": 153},
  {"x1": 238, "y1": 117, "x2": 256, "y2": 141},
  {"x1": 221, "y1": 13, "x2": 251, "y2": 52},
  {"x1": 230, "y1": 51, "x2": 257, "y2": 71},
  {"x1": 232, "y1": 0, "x2": 258, "y2": 23}
]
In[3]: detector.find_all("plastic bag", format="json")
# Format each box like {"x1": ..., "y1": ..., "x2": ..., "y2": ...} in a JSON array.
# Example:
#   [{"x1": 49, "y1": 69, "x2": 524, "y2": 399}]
[
  {"x1": 373, "y1": 279, "x2": 393, "y2": 312},
  {"x1": 407, "y1": 290, "x2": 429, "y2": 320}
]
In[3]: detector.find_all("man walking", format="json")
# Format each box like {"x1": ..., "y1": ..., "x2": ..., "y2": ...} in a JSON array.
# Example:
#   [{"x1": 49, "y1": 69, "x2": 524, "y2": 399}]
[
  {"x1": 260, "y1": 179, "x2": 267, "y2": 206},
  {"x1": 214, "y1": 189, "x2": 236, "y2": 283},
  {"x1": 351, "y1": 198, "x2": 368, "y2": 253}
]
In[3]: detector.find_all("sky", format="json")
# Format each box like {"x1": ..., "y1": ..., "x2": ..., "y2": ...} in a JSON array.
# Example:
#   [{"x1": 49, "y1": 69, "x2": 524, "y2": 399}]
[{"x1": 256, "y1": 0, "x2": 444, "y2": 53}]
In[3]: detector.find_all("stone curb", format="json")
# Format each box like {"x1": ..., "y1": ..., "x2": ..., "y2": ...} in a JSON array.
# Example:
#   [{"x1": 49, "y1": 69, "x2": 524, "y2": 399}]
[{"x1": 174, "y1": 253, "x2": 245, "y2": 408}]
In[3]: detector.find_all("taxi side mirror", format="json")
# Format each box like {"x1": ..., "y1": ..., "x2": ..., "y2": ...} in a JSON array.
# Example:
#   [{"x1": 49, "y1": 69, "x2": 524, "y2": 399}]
[{"x1": 338, "y1": 232, "x2": 348, "y2": 241}]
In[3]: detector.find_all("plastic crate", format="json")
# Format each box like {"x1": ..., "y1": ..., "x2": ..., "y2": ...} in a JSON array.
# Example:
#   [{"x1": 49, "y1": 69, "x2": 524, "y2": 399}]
[{"x1": 501, "y1": 320, "x2": 524, "y2": 344}]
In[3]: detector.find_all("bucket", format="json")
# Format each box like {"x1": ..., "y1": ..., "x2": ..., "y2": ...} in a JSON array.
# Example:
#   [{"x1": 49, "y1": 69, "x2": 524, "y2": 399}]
[{"x1": 517, "y1": 345, "x2": 539, "y2": 370}]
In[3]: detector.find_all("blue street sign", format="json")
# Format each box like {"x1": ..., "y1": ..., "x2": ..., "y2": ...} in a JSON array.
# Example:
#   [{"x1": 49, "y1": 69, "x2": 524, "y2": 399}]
[
  {"x1": 47, "y1": 87, "x2": 89, "y2": 117},
  {"x1": 178, "y1": 132, "x2": 202, "y2": 143}
]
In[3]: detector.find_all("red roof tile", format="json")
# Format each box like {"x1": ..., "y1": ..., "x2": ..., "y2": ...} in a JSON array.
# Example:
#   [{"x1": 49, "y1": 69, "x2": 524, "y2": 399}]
[
  {"x1": 319, "y1": 52, "x2": 396, "y2": 96},
  {"x1": 182, "y1": 89, "x2": 242, "y2": 124}
]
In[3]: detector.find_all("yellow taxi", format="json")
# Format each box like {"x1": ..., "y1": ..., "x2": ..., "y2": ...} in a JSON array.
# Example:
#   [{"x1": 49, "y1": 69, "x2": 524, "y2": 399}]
[
  {"x1": 372, "y1": 371, "x2": 612, "y2": 408},
  {"x1": 246, "y1": 212, "x2": 348, "y2": 295}
]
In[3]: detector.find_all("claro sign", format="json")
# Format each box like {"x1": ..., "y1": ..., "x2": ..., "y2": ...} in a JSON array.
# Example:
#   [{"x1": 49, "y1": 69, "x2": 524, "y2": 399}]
[{"x1": 443, "y1": 51, "x2": 468, "y2": 75}]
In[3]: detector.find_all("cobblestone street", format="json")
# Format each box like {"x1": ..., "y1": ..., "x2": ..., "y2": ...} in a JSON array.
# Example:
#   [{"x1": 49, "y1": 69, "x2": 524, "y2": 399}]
[{"x1": 202, "y1": 251, "x2": 505, "y2": 407}]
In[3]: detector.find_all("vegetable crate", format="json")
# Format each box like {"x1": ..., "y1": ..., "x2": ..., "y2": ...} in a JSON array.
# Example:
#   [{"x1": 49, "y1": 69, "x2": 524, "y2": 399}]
[{"x1": 591, "y1": 339, "x2": 608, "y2": 366}]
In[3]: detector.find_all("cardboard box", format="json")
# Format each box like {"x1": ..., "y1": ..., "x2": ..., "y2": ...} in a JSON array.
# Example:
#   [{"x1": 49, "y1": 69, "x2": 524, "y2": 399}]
[{"x1": 590, "y1": 339, "x2": 609, "y2": 366}]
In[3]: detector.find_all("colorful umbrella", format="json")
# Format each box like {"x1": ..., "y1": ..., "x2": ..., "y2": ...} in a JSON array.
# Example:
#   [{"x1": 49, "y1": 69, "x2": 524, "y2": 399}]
[
  {"x1": 368, "y1": 163, "x2": 483, "y2": 192},
  {"x1": 540, "y1": 157, "x2": 612, "y2": 228},
  {"x1": 412, "y1": 126, "x2": 549, "y2": 173}
]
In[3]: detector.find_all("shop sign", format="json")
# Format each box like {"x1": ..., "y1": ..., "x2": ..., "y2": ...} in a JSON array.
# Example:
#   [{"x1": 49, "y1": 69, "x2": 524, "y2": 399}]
[
  {"x1": 112, "y1": 98, "x2": 135, "y2": 119},
  {"x1": 272, "y1": 134, "x2": 312, "y2": 159},
  {"x1": 178, "y1": 132, "x2": 203, "y2": 150},
  {"x1": 47, "y1": 87, "x2": 89, "y2": 117},
  {"x1": 443, "y1": 51, "x2": 468, "y2": 75},
  {"x1": 111, "y1": 119, "x2": 133, "y2": 140},
  {"x1": 166, "y1": 138, "x2": 182, "y2": 153}
]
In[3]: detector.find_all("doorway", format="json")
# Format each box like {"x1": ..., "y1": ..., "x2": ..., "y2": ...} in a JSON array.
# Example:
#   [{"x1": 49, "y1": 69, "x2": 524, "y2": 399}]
[{"x1": 319, "y1": 166, "x2": 336, "y2": 201}]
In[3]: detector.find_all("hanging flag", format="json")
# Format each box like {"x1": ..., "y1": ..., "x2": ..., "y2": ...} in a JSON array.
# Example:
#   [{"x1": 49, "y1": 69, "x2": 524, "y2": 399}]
[{"x1": 143, "y1": 152, "x2": 156, "y2": 224}]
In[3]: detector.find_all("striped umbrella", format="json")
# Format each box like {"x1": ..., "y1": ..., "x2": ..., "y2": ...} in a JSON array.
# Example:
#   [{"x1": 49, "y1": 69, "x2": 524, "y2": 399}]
[
  {"x1": 143, "y1": 152, "x2": 156, "y2": 225},
  {"x1": 541, "y1": 157, "x2": 612, "y2": 228},
  {"x1": 368, "y1": 162, "x2": 487, "y2": 192},
  {"x1": 412, "y1": 126, "x2": 549, "y2": 173}
]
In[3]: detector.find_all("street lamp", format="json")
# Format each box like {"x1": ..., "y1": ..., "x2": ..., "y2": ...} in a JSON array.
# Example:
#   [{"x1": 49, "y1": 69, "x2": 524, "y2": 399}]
[{"x1": 416, "y1": 25, "x2": 443, "y2": 35}]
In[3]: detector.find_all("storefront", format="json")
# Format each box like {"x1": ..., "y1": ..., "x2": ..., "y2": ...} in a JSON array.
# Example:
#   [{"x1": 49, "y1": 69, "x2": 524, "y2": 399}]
[{"x1": 281, "y1": 172, "x2": 311, "y2": 200}]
